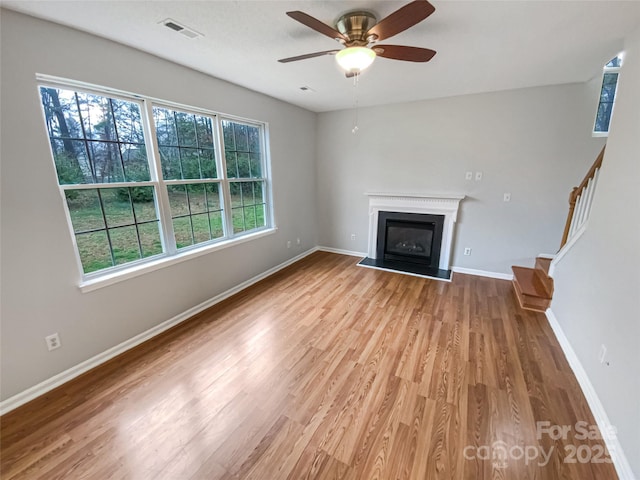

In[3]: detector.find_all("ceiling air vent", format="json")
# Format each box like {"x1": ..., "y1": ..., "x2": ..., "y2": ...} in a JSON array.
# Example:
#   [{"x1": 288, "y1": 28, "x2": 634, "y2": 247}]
[{"x1": 160, "y1": 19, "x2": 202, "y2": 39}]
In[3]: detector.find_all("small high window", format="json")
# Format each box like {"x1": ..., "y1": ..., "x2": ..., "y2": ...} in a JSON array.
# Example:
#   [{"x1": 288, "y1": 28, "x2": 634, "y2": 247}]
[{"x1": 593, "y1": 54, "x2": 623, "y2": 136}]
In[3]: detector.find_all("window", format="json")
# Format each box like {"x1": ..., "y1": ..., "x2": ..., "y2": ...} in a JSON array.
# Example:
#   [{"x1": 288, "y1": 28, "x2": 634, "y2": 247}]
[
  {"x1": 38, "y1": 79, "x2": 272, "y2": 281},
  {"x1": 593, "y1": 54, "x2": 623, "y2": 136}
]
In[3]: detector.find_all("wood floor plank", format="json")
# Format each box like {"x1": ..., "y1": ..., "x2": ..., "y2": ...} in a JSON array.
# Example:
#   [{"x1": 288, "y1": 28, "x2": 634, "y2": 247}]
[{"x1": 0, "y1": 251, "x2": 618, "y2": 479}]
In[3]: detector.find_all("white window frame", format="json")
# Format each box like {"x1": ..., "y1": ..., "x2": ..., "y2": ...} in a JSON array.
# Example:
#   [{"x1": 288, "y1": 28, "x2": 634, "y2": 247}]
[
  {"x1": 36, "y1": 75, "x2": 275, "y2": 292},
  {"x1": 592, "y1": 54, "x2": 623, "y2": 137}
]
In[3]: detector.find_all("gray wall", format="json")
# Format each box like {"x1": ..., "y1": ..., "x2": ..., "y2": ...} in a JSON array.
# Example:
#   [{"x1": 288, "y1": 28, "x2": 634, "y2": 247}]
[
  {"x1": 0, "y1": 10, "x2": 318, "y2": 400},
  {"x1": 316, "y1": 83, "x2": 606, "y2": 273},
  {"x1": 551, "y1": 25, "x2": 640, "y2": 476}
]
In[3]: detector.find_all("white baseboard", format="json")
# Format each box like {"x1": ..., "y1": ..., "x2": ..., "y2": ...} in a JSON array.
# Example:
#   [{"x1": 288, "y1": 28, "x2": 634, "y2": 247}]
[
  {"x1": 451, "y1": 266, "x2": 513, "y2": 281},
  {"x1": 0, "y1": 248, "x2": 318, "y2": 416},
  {"x1": 317, "y1": 246, "x2": 367, "y2": 258},
  {"x1": 545, "y1": 308, "x2": 635, "y2": 480}
]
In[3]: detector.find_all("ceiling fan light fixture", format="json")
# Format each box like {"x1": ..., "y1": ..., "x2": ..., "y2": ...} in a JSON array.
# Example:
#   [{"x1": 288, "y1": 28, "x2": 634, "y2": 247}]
[{"x1": 335, "y1": 47, "x2": 376, "y2": 73}]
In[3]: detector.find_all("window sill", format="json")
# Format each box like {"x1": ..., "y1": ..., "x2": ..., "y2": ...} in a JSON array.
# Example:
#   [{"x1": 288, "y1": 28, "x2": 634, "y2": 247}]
[
  {"x1": 79, "y1": 227, "x2": 277, "y2": 293},
  {"x1": 592, "y1": 131, "x2": 609, "y2": 138}
]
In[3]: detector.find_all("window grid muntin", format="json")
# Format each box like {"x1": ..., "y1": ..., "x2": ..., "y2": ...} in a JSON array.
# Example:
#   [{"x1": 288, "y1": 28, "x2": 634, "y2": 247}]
[
  {"x1": 229, "y1": 180, "x2": 267, "y2": 234},
  {"x1": 220, "y1": 118, "x2": 269, "y2": 236},
  {"x1": 39, "y1": 78, "x2": 272, "y2": 279},
  {"x1": 41, "y1": 86, "x2": 150, "y2": 185},
  {"x1": 167, "y1": 182, "x2": 225, "y2": 249},
  {"x1": 153, "y1": 105, "x2": 218, "y2": 181},
  {"x1": 64, "y1": 186, "x2": 162, "y2": 273}
]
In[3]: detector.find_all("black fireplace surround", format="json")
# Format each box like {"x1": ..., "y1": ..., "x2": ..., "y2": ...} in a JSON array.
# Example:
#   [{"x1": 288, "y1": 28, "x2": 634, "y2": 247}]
[{"x1": 359, "y1": 211, "x2": 451, "y2": 280}]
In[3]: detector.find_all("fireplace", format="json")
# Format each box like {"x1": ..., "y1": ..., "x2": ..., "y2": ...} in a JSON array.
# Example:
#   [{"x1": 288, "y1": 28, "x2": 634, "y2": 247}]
[
  {"x1": 359, "y1": 193, "x2": 465, "y2": 281},
  {"x1": 377, "y1": 211, "x2": 444, "y2": 269}
]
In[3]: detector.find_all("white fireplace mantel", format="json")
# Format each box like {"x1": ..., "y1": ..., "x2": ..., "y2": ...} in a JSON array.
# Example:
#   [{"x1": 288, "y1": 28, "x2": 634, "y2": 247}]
[{"x1": 365, "y1": 192, "x2": 465, "y2": 271}]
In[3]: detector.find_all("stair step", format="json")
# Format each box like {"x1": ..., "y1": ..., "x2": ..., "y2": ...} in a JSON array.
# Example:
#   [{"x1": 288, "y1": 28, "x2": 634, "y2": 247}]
[
  {"x1": 511, "y1": 266, "x2": 553, "y2": 313},
  {"x1": 535, "y1": 257, "x2": 552, "y2": 275},
  {"x1": 512, "y1": 266, "x2": 552, "y2": 299}
]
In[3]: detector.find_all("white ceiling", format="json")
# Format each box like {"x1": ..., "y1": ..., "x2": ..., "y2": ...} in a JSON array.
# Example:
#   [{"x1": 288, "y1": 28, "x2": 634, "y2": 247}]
[{"x1": 3, "y1": 1, "x2": 640, "y2": 112}]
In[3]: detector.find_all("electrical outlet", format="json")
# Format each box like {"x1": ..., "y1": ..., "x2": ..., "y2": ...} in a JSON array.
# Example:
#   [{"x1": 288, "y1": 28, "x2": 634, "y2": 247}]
[
  {"x1": 475, "y1": 171, "x2": 483, "y2": 181},
  {"x1": 465, "y1": 171, "x2": 473, "y2": 180},
  {"x1": 464, "y1": 247, "x2": 472, "y2": 256},
  {"x1": 296, "y1": 238, "x2": 301, "y2": 246},
  {"x1": 503, "y1": 193, "x2": 511, "y2": 202},
  {"x1": 351, "y1": 234, "x2": 356, "y2": 241},
  {"x1": 45, "y1": 333, "x2": 61, "y2": 351},
  {"x1": 286, "y1": 240, "x2": 291, "y2": 249}
]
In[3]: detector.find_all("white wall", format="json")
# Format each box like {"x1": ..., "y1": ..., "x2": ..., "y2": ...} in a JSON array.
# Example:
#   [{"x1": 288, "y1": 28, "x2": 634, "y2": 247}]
[
  {"x1": 551, "y1": 26, "x2": 640, "y2": 477},
  {"x1": 316, "y1": 83, "x2": 605, "y2": 273},
  {"x1": 0, "y1": 10, "x2": 318, "y2": 401}
]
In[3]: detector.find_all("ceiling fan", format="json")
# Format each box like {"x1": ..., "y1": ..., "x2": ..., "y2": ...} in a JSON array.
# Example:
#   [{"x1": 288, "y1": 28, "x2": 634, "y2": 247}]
[{"x1": 278, "y1": 0, "x2": 437, "y2": 76}]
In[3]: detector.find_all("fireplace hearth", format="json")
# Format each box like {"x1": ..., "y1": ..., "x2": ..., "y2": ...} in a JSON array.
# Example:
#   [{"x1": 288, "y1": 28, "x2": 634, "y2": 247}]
[
  {"x1": 359, "y1": 193, "x2": 464, "y2": 281},
  {"x1": 360, "y1": 211, "x2": 450, "y2": 279}
]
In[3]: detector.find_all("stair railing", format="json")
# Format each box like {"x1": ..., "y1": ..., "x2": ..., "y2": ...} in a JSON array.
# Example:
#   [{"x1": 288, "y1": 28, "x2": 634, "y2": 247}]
[{"x1": 560, "y1": 146, "x2": 605, "y2": 248}]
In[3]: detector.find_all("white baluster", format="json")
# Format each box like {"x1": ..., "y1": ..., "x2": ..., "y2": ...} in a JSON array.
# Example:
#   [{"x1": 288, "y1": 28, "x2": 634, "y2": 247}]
[
  {"x1": 568, "y1": 193, "x2": 582, "y2": 239},
  {"x1": 584, "y1": 168, "x2": 600, "y2": 221}
]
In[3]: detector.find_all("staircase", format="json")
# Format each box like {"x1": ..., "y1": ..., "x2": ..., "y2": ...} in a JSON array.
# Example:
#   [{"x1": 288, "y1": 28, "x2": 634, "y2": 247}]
[
  {"x1": 511, "y1": 146, "x2": 605, "y2": 313},
  {"x1": 512, "y1": 257, "x2": 554, "y2": 312}
]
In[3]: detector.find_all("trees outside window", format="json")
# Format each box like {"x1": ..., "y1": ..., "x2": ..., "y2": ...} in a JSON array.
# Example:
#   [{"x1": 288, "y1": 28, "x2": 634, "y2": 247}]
[{"x1": 39, "y1": 80, "x2": 272, "y2": 278}]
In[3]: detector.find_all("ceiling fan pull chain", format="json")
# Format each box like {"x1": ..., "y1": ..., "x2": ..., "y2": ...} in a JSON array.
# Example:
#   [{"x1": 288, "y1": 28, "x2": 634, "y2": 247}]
[{"x1": 352, "y1": 72, "x2": 360, "y2": 134}]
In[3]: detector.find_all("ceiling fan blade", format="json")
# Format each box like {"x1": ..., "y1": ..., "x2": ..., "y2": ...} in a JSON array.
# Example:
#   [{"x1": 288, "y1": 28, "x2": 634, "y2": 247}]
[
  {"x1": 366, "y1": 0, "x2": 435, "y2": 42},
  {"x1": 278, "y1": 50, "x2": 340, "y2": 63},
  {"x1": 373, "y1": 45, "x2": 436, "y2": 62},
  {"x1": 286, "y1": 11, "x2": 348, "y2": 42}
]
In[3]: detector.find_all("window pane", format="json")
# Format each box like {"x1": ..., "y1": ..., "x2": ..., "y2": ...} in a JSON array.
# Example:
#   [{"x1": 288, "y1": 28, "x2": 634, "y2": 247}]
[
  {"x1": 173, "y1": 216, "x2": 193, "y2": 249},
  {"x1": 195, "y1": 116, "x2": 214, "y2": 148},
  {"x1": 250, "y1": 153, "x2": 262, "y2": 178},
  {"x1": 174, "y1": 112, "x2": 197, "y2": 147},
  {"x1": 205, "y1": 183, "x2": 221, "y2": 211},
  {"x1": 228, "y1": 181, "x2": 266, "y2": 234},
  {"x1": 230, "y1": 182, "x2": 243, "y2": 208},
  {"x1": 192, "y1": 213, "x2": 211, "y2": 244},
  {"x1": 50, "y1": 139, "x2": 93, "y2": 184},
  {"x1": 76, "y1": 92, "x2": 117, "y2": 141},
  {"x1": 255, "y1": 204, "x2": 266, "y2": 227},
  {"x1": 63, "y1": 186, "x2": 163, "y2": 274},
  {"x1": 138, "y1": 222, "x2": 163, "y2": 258},
  {"x1": 223, "y1": 120, "x2": 263, "y2": 180},
  {"x1": 131, "y1": 187, "x2": 158, "y2": 222},
  {"x1": 76, "y1": 231, "x2": 112, "y2": 273},
  {"x1": 595, "y1": 102, "x2": 613, "y2": 132},
  {"x1": 200, "y1": 149, "x2": 216, "y2": 178},
  {"x1": 154, "y1": 106, "x2": 217, "y2": 180},
  {"x1": 181, "y1": 149, "x2": 202, "y2": 180},
  {"x1": 159, "y1": 146, "x2": 182, "y2": 180},
  {"x1": 232, "y1": 208, "x2": 245, "y2": 233},
  {"x1": 168, "y1": 185, "x2": 189, "y2": 216},
  {"x1": 121, "y1": 144, "x2": 150, "y2": 182},
  {"x1": 605, "y1": 56, "x2": 621, "y2": 68},
  {"x1": 65, "y1": 189, "x2": 105, "y2": 233},
  {"x1": 101, "y1": 188, "x2": 135, "y2": 228},
  {"x1": 110, "y1": 226, "x2": 141, "y2": 265},
  {"x1": 187, "y1": 184, "x2": 206, "y2": 214},
  {"x1": 88, "y1": 141, "x2": 125, "y2": 183},
  {"x1": 153, "y1": 107, "x2": 178, "y2": 146},
  {"x1": 40, "y1": 87, "x2": 149, "y2": 184},
  {"x1": 168, "y1": 182, "x2": 224, "y2": 249},
  {"x1": 40, "y1": 87, "x2": 83, "y2": 140},
  {"x1": 112, "y1": 99, "x2": 145, "y2": 144},
  {"x1": 209, "y1": 211, "x2": 224, "y2": 239}
]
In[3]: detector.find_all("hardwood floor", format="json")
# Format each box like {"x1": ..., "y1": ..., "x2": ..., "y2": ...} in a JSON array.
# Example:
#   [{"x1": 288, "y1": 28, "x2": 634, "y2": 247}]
[{"x1": 0, "y1": 251, "x2": 617, "y2": 479}]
